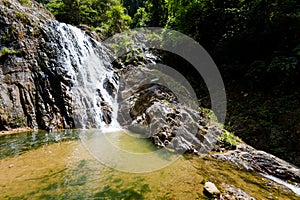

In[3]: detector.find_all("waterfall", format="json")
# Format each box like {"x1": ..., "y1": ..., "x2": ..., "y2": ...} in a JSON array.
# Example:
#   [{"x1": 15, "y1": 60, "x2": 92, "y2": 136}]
[{"x1": 45, "y1": 22, "x2": 121, "y2": 131}]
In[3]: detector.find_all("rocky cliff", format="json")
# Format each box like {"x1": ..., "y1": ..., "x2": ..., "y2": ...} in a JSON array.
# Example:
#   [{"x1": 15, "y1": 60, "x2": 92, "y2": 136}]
[
  {"x1": 0, "y1": 0, "x2": 119, "y2": 131},
  {"x1": 0, "y1": 0, "x2": 74, "y2": 130}
]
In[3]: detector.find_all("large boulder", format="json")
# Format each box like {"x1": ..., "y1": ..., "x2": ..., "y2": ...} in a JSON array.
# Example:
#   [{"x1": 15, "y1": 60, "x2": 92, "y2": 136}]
[{"x1": 117, "y1": 66, "x2": 223, "y2": 154}]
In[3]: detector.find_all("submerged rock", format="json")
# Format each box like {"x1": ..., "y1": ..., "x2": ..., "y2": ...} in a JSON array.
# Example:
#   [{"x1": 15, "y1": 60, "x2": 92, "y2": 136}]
[
  {"x1": 204, "y1": 182, "x2": 220, "y2": 198},
  {"x1": 222, "y1": 183, "x2": 255, "y2": 200}
]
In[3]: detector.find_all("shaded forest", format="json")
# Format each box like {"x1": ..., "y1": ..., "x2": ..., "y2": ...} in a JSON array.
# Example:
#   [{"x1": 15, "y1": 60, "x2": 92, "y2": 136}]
[{"x1": 34, "y1": 0, "x2": 300, "y2": 166}]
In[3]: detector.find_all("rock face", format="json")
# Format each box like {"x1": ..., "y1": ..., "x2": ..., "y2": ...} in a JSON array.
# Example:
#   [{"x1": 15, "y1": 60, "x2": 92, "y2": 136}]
[
  {"x1": 0, "y1": 0, "x2": 118, "y2": 131},
  {"x1": 212, "y1": 143, "x2": 300, "y2": 183},
  {"x1": 0, "y1": 0, "x2": 73, "y2": 130},
  {"x1": 118, "y1": 66, "x2": 223, "y2": 154}
]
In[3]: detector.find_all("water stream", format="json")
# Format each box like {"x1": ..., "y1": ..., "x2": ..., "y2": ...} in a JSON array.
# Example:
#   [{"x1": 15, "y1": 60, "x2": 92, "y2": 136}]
[
  {"x1": 261, "y1": 173, "x2": 300, "y2": 196},
  {"x1": 45, "y1": 21, "x2": 121, "y2": 130}
]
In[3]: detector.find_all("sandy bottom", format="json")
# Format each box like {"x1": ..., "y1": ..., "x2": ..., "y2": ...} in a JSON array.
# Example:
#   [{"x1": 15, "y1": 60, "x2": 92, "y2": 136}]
[{"x1": 0, "y1": 131, "x2": 298, "y2": 199}]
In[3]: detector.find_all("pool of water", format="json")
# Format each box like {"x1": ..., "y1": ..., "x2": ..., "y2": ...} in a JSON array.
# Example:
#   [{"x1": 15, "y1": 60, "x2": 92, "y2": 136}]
[
  {"x1": 79, "y1": 130, "x2": 180, "y2": 173},
  {"x1": 0, "y1": 130, "x2": 299, "y2": 199},
  {"x1": 0, "y1": 130, "x2": 79, "y2": 159}
]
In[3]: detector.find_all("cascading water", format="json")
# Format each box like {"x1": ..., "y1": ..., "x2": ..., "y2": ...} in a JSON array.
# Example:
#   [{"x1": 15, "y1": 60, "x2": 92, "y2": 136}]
[{"x1": 45, "y1": 21, "x2": 121, "y2": 131}]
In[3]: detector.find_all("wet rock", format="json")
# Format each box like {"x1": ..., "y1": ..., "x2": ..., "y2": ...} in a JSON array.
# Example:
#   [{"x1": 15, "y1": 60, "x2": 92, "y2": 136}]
[
  {"x1": 203, "y1": 182, "x2": 220, "y2": 198},
  {"x1": 77, "y1": 24, "x2": 104, "y2": 42},
  {"x1": 103, "y1": 78, "x2": 117, "y2": 98},
  {"x1": 0, "y1": 0, "x2": 71, "y2": 131},
  {"x1": 102, "y1": 105, "x2": 112, "y2": 125},
  {"x1": 118, "y1": 67, "x2": 223, "y2": 154},
  {"x1": 222, "y1": 183, "x2": 255, "y2": 200},
  {"x1": 212, "y1": 143, "x2": 300, "y2": 183}
]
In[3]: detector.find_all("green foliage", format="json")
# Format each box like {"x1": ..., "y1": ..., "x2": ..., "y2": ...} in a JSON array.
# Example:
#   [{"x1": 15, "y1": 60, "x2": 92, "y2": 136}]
[
  {"x1": 109, "y1": 31, "x2": 135, "y2": 55},
  {"x1": 217, "y1": 130, "x2": 241, "y2": 149},
  {"x1": 132, "y1": 7, "x2": 150, "y2": 27},
  {"x1": 18, "y1": 0, "x2": 31, "y2": 5},
  {"x1": 145, "y1": 0, "x2": 168, "y2": 26},
  {"x1": 1, "y1": 33, "x2": 7, "y2": 40},
  {"x1": 224, "y1": 84, "x2": 300, "y2": 166},
  {"x1": 200, "y1": 107, "x2": 218, "y2": 124},
  {"x1": 103, "y1": 4, "x2": 132, "y2": 36},
  {"x1": 15, "y1": 11, "x2": 28, "y2": 23},
  {"x1": 122, "y1": 0, "x2": 144, "y2": 17},
  {"x1": 35, "y1": 0, "x2": 48, "y2": 4},
  {"x1": 0, "y1": 47, "x2": 18, "y2": 58},
  {"x1": 268, "y1": 56, "x2": 298, "y2": 74},
  {"x1": 43, "y1": 0, "x2": 131, "y2": 37},
  {"x1": 123, "y1": 0, "x2": 167, "y2": 27}
]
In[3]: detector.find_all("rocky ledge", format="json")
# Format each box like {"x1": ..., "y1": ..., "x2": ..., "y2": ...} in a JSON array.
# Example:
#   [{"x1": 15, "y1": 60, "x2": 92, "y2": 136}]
[
  {"x1": 117, "y1": 66, "x2": 223, "y2": 154},
  {"x1": 212, "y1": 143, "x2": 300, "y2": 187}
]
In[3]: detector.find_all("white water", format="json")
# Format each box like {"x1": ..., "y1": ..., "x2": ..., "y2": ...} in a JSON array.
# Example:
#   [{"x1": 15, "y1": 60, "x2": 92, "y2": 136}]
[
  {"x1": 53, "y1": 22, "x2": 121, "y2": 131},
  {"x1": 260, "y1": 173, "x2": 300, "y2": 196}
]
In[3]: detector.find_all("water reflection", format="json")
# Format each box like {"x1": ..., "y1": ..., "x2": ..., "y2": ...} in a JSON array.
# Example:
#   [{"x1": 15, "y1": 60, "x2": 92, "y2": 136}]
[{"x1": 0, "y1": 130, "x2": 79, "y2": 159}]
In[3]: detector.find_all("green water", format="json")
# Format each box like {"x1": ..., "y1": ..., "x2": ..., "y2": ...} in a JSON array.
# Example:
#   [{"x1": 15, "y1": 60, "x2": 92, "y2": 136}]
[
  {"x1": 80, "y1": 130, "x2": 180, "y2": 173},
  {"x1": 0, "y1": 130, "x2": 79, "y2": 159},
  {"x1": 0, "y1": 130, "x2": 298, "y2": 199}
]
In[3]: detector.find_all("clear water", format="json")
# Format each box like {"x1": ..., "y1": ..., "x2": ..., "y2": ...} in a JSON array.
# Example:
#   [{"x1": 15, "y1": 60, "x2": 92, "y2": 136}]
[
  {"x1": 0, "y1": 130, "x2": 79, "y2": 159},
  {"x1": 79, "y1": 130, "x2": 181, "y2": 173},
  {"x1": 1, "y1": 131, "x2": 299, "y2": 200},
  {"x1": 261, "y1": 173, "x2": 300, "y2": 196},
  {"x1": 0, "y1": 130, "x2": 193, "y2": 199}
]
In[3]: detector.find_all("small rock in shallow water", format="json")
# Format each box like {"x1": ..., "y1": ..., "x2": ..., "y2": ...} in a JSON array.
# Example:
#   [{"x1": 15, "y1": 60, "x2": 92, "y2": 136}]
[
  {"x1": 204, "y1": 182, "x2": 220, "y2": 198},
  {"x1": 222, "y1": 183, "x2": 255, "y2": 200}
]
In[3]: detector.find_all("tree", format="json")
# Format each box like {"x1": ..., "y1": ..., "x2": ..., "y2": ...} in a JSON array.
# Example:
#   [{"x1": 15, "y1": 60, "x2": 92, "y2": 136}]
[
  {"x1": 43, "y1": 0, "x2": 131, "y2": 37},
  {"x1": 131, "y1": 7, "x2": 149, "y2": 27}
]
